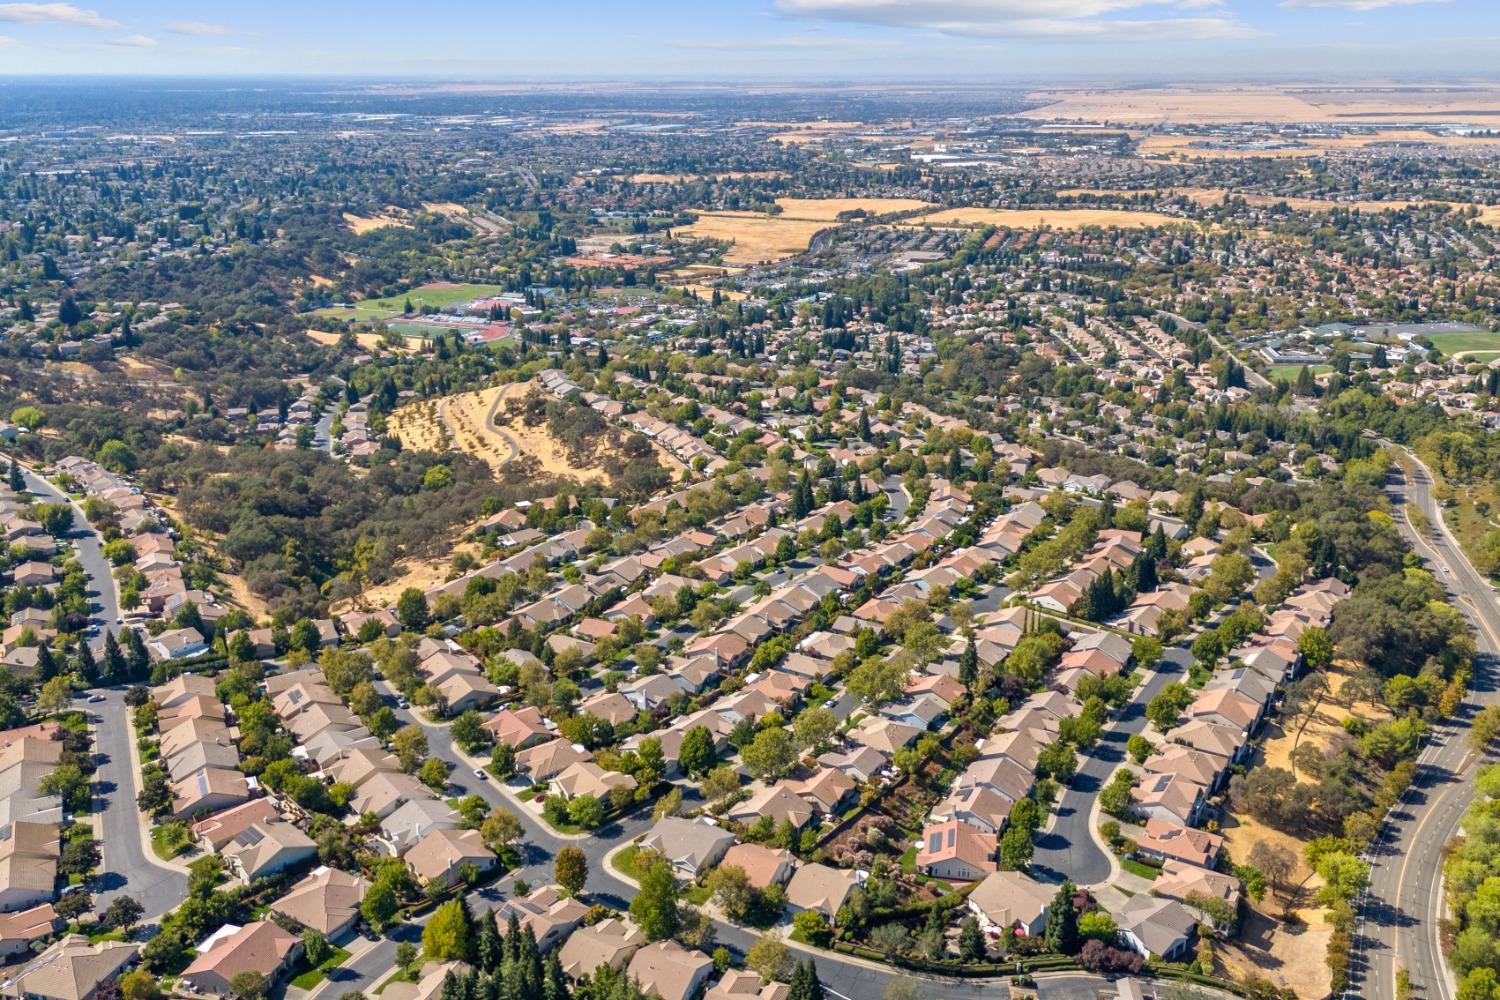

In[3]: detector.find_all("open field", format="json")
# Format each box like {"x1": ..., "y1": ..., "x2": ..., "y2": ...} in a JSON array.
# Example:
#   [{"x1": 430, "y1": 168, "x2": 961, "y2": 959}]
[
  {"x1": 1267, "y1": 364, "x2": 1332, "y2": 383},
  {"x1": 343, "y1": 210, "x2": 410, "y2": 234},
  {"x1": 772, "y1": 196, "x2": 934, "y2": 220},
  {"x1": 1024, "y1": 85, "x2": 1500, "y2": 126},
  {"x1": 1426, "y1": 331, "x2": 1500, "y2": 355},
  {"x1": 907, "y1": 207, "x2": 1185, "y2": 229},
  {"x1": 312, "y1": 282, "x2": 506, "y2": 322},
  {"x1": 677, "y1": 212, "x2": 832, "y2": 265},
  {"x1": 421, "y1": 201, "x2": 470, "y2": 219},
  {"x1": 1259, "y1": 660, "x2": 1391, "y2": 777}
]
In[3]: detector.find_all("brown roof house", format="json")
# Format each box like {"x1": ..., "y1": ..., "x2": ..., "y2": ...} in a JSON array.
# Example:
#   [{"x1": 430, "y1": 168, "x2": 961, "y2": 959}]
[
  {"x1": 181, "y1": 920, "x2": 302, "y2": 997},
  {"x1": 966, "y1": 870, "x2": 1054, "y2": 936},
  {"x1": 718, "y1": 843, "x2": 795, "y2": 889},
  {"x1": 222, "y1": 822, "x2": 317, "y2": 883},
  {"x1": 0, "y1": 823, "x2": 58, "y2": 914},
  {"x1": 556, "y1": 917, "x2": 646, "y2": 980}
]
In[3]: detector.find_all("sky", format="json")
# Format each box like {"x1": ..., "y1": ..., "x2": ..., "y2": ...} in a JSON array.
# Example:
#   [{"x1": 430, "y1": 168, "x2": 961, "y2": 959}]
[{"x1": 0, "y1": 0, "x2": 1495, "y2": 80}]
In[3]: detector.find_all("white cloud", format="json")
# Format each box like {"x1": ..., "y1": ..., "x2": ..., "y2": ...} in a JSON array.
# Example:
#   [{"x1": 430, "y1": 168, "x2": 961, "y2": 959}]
[
  {"x1": 0, "y1": 2, "x2": 116, "y2": 28},
  {"x1": 773, "y1": 0, "x2": 1259, "y2": 40},
  {"x1": 0, "y1": 33, "x2": 13, "y2": 44},
  {"x1": 1280, "y1": 0, "x2": 1442, "y2": 8},
  {"x1": 107, "y1": 33, "x2": 156, "y2": 47},
  {"x1": 166, "y1": 20, "x2": 232, "y2": 37}
]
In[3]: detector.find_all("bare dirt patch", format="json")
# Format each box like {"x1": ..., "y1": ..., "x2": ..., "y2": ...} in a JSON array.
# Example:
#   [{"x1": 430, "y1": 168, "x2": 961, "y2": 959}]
[
  {"x1": 1216, "y1": 906, "x2": 1332, "y2": 1000},
  {"x1": 343, "y1": 210, "x2": 410, "y2": 235}
]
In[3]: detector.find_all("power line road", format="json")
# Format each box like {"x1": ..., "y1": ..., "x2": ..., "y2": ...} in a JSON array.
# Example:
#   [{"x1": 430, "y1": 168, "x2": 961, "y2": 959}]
[{"x1": 1354, "y1": 450, "x2": 1500, "y2": 1000}]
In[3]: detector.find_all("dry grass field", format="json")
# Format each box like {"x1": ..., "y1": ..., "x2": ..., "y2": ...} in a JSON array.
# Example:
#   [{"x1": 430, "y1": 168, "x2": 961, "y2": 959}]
[
  {"x1": 388, "y1": 382, "x2": 683, "y2": 483},
  {"x1": 421, "y1": 201, "x2": 471, "y2": 219},
  {"x1": 1025, "y1": 85, "x2": 1500, "y2": 125},
  {"x1": 677, "y1": 212, "x2": 833, "y2": 265},
  {"x1": 677, "y1": 197, "x2": 934, "y2": 264},
  {"x1": 773, "y1": 196, "x2": 933, "y2": 220},
  {"x1": 908, "y1": 207, "x2": 1185, "y2": 229},
  {"x1": 343, "y1": 210, "x2": 410, "y2": 234}
]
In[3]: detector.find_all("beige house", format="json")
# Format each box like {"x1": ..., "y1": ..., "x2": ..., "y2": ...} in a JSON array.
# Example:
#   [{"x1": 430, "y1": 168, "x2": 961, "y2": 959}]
[
  {"x1": 0, "y1": 935, "x2": 139, "y2": 1000},
  {"x1": 223, "y1": 822, "x2": 317, "y2": 883},
  {"x1": 192, "y1": 799, "x2": 281, "y2": 853},
  {"x1": 0, "y1": 822, "x2": 58, "y2": 914},
  {"x1": 168, "y1": 768, "x2": 250, "y2": 822},
  {"x1": 269, "y1": 866, "x2": 371, "y2": 940},
  {"x1": 966, "y1": 870, "x2": 1053, "y2": 935},
  {"x1": 556, "y1": 917, "x2": 645, "y2": 980},
  {"x1": 494, "y1": 886, "x2": 589, "y2": 953},
  {"x1": 384, "y1": 962, "x2": 471, "y2": 1000},
  {"x1": 404, "y1": 828, "x2": 496, "y2": 888},
  {"x1": 626, "y1": 942, "x2": 714, "y2": 1000},
  {"x1": 784, "y1": 863, "x2": 859, "y2": 919}
]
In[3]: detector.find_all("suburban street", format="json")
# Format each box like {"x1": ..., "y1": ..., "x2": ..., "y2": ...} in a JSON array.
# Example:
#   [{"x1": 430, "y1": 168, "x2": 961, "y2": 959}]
[
  {"x1": 16, "y1": 464, "x2": 187, "y2": 919},
  {"x1": 90, "y1": 686, "x2": 188, "y2": 920},
  {"x1": 1354, "y1": 450, "x2": 1500, "y2": 1000},
  {"x1": 1032, "y1": 647, "x2": 1191, "y2": 887}
]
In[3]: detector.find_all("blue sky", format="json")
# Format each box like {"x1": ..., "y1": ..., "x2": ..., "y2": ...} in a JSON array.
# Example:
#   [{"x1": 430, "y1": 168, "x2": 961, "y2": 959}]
[{"x1": 0, "y1": 1, "x2": 1493, "y2": 79}]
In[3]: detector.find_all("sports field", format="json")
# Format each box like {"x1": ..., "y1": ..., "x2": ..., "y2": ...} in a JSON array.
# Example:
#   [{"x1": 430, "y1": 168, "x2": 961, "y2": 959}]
[
  {"x1": 1267, "y1": 364, "x2": 1332, "y2": 383},
  {"x1": 312, "y1": 282, "x2": 507, "y2": 322},
  {"x1": 1426, "y1": 331, "x2": 1500, "y2": 356}
]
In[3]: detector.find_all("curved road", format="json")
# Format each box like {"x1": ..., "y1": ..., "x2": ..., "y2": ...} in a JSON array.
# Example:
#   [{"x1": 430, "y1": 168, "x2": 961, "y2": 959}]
[
  {"x1": 17, "y1": 466, "x2": 188, "y2": 920},
  {"x1": 1353, "y1": 450, "x2": 1500, "y2": 1000},
  {"x1": 1032, "y1": 647, "x2": 1191, "y2": 887}
]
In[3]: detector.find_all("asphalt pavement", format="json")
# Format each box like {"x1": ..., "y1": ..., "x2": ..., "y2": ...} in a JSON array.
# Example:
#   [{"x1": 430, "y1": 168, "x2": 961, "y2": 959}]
[
  {"x1": 1353, "y1": 452, "x2": 1500, "y2": 1000},
  {"x1": 1031, "y1": 647, "x2": 1189, "y2": 887}
]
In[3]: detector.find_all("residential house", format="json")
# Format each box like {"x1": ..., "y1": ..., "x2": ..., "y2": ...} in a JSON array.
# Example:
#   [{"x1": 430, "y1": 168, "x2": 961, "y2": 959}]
[
  {"x1": 405, "y1": 827, "x2": 498, "y2": 887},
  {"x1": 914, "y1": 820, "x2": 996, "y2": 882},
  {"x1": 626, "y1": 942, "x2": 714, "y2": 1000},
  {"x1": 269, "y1": 866, "x2": 371, "y2": 940},
  {"x1": 639, "y1": 817, "x2": 736, "y2": 880},
  {"x1": 557, "y1": 917, "x2": 645, "y2": 980},
  {"x1": 966, "y1": 870, "x2": 1054, "y2": 936},
  {"x1": 493, "y1": 887, "x2": 589, "y2": 953},
  {"x1": 784, "y1": 863, "x2": 859, "y2": 919},
  {"x1": 718, "y1": 843, "x2": 795, "y2": 889},
  {"x1": 180, "y1": 921, "x2": 302, "y2": 997},
  {"x1": 1116, "y1": 895, "x2": 1197, "y2": 961}
]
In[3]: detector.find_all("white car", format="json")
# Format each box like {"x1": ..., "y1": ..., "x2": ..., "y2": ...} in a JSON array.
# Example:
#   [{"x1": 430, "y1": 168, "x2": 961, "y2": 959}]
[{"x1": 473, "y1": 769, "x2": 488, "y2": 780}]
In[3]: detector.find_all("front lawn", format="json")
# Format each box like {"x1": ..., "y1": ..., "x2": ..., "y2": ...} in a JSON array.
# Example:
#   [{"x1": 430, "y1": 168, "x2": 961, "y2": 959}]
[
  {"x1": 151, "y1": 822, "x2": 193, "y2": 860},
  {"x1": 1122, "y1": 858, "x2": 1161, "y2": 880},
  {"x1": 611, "y1": 844, "x2": 642, "y2": 880},
  {"x1": 291, "y1": 946, "x2": 352, "y2": 989}
]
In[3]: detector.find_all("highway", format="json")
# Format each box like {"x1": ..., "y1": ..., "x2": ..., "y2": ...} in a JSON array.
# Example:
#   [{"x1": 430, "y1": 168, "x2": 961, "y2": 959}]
[{"x1": 1354, "y1": 449, "x2": 1500, "y2": 1000}]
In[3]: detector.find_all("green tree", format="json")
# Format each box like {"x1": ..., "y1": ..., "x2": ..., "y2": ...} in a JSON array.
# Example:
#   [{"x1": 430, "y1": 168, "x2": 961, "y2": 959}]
[
  {"x1": 567, "y1": 795, "x2": 605, "y2": 829},
  {"x1": 678, "y1": 726, "x2": 717, "y2": 778},
  {"x1": 629, "y1": 856, "x2": 681, "y2": 941},
  {"x1": 958, "y1": 915, "x2": 985, "y2": 962},
  {"x1": 555, "y1": 845, "x2": 588, "y2": 895},
  {"x1": 422, "y1": 899, "x2": 474, "y2": 962},
  {"x1": 999, "y1": 825, "x2": 1033, "y2": 871},
  {"x1": 360, "y1": 881, "x2": 399, "y2": 932},
  {"x1": 392, "y1": 725, "x2": 428, "y2": 771},
  {"x1": 1044, "y1": 880, "x2": 1080, "y2": 955},
  {"x1": 747, "y1": 933, "x2": 794, "y2": 983},
  {"x1": 741, "y1": 727, "x2": 798, "y2": 782},
  {"x1": 396, "y1": 588, "x2": 429, "y2": 632}
]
